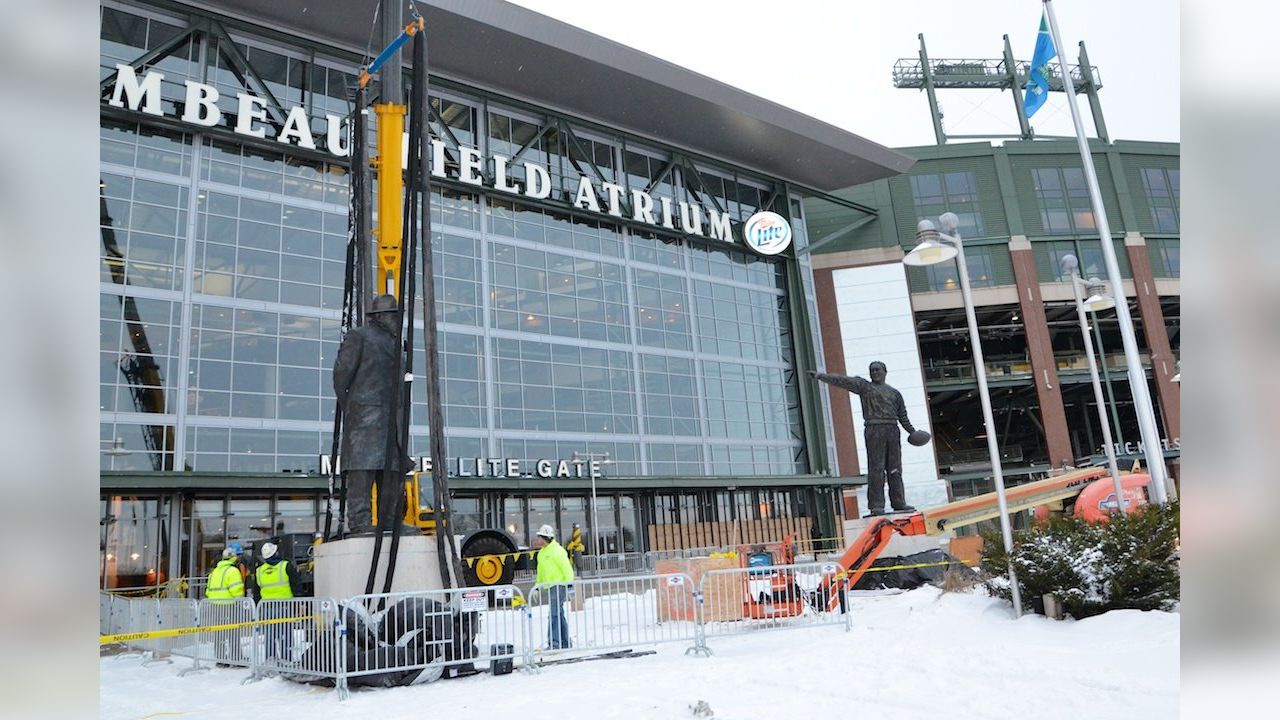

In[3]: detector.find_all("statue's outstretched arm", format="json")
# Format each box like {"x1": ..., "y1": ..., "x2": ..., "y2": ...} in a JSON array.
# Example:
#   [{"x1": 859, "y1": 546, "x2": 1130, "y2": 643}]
[{"x1": 812, "y1": 371, "x2": 869, "y2": 395}]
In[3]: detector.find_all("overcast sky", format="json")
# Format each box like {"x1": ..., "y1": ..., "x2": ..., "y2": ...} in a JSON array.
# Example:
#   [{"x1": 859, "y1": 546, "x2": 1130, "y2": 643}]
[{"x1": 504, "y1": 0, "x2": 1179, "y2": 150}]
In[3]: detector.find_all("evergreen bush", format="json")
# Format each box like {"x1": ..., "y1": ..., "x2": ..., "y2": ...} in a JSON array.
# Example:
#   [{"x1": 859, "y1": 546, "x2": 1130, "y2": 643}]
[{"x1": 980, "y1": 501, "x2": 1179, "y2": 618}]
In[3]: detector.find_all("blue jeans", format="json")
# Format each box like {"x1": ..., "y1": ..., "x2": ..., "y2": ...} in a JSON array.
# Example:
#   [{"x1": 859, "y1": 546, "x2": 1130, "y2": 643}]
[{"x1": 547, "y1": 585, "x2": 571, "y2": 649}]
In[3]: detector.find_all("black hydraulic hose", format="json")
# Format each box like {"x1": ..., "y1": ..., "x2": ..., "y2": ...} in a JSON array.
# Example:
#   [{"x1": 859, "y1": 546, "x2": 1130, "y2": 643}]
[
  {"x1": 379, "y1": 52, "x2": 426, "y2": 601},
  {"x1": 363, "y1": 469, "x2": 387, "y2": 597},
  {"x1": 413, "y1": 29, "x2": 463, "y2": 589},
  {"x1": 325, "y1": 85, "x2": 368, "y2": 541}
]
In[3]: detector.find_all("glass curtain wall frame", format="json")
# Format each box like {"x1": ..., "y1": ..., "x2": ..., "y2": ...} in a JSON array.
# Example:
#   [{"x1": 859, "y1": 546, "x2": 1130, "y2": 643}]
[{"x1": 101, "y1": 1, "x2": 825, "y2": 479}]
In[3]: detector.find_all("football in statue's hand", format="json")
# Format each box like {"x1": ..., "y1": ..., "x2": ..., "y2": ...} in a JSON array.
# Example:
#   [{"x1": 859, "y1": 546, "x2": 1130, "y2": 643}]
[{"x1": 907, "y1": 429, "x2": 932, "y2": 447}]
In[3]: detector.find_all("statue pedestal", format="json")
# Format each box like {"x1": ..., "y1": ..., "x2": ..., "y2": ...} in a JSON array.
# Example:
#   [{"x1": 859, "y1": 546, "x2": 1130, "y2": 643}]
[
  {"x1": 314, "y1": 534, "x2": 444, "y2": 599},
  {"x1": 841, "y1": 517, "x2": 953, "y2": 557}
]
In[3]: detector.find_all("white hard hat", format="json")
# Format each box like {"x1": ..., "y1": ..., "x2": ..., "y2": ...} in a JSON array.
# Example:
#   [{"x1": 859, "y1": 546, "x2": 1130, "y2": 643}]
[
  {"x1": 221, "y1": 547, "x2": 237, "y2": 559},
  {"x1": 536, "y1": 524, "x2": 555, "y2": 539},
  {"x1": 261, "y1": 542, "x2": 278, "y2": 559}
]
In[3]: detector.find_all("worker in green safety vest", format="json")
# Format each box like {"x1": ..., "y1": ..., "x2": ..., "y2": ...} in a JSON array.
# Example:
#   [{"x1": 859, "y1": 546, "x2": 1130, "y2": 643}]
[
  {"x1": 254, "y1": 542, "x2": 299, "y2": 664},
  {"x1": 534, "y1": 525, "x2": 575, "y2": 649},
  {"x1": 205, "y1": 546, "x2": 246, "y2": 665},
  {"x1": 206, "y1": 546, "x2": 245, "y2": 602}
]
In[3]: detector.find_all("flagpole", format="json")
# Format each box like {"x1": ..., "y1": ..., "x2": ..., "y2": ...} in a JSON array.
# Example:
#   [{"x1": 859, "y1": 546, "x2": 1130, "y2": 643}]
[{"x1": 1040, "y1": 0, "x2": 1170, "y2": 504}]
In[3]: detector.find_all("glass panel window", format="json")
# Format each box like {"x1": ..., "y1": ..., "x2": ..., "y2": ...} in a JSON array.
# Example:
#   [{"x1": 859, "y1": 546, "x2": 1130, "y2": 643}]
[
  {"x1": 1033, "y1": 167, "x2": 1095, "y2": 234},
  {"x1": 101, "y1": 496, "x2": 168, "y2": 589},
  {"x1": 1141, "y1": 167, "x2": 1180, "y2": 233},
  {"x1": 910, "y1": 171, "x2": 985, "y2": 237}
]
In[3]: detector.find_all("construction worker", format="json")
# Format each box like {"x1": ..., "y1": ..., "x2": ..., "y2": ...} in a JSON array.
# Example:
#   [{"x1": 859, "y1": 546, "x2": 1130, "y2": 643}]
[
  {"x1": 206, "y1": 546, "x2": 245, "y2": 665},
  {"x1": 255, "y1": 542, "x2": 298, "y2": 664},
  {"x1": 534, "y1": 524, "x2": 574, "y2": 649},
  {"x1": 565, "y1": 523, "x2": 585, "y2": 571},
  {"x1": 207, "y1": 546, "x2": 246, "y2": 601}
]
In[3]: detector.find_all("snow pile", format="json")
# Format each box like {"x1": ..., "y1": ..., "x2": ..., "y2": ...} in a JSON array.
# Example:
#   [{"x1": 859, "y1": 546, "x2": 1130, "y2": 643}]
[{"x1": 100, "y1": 586, "x2": 1178, "y2": 720}]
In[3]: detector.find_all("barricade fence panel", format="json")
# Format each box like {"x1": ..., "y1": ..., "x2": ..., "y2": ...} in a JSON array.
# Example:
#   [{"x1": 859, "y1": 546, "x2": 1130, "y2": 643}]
[
  {"x1": 181, "y1": 598, "x2": 257, "y2": 672},
  {"x1": 339, "y1": 585, "x2": 527, "y2": 693},
  {"x1": 140, "y1": 599, "x2": 200, "y2": 663},
  {"x1": 525, "y1": 573, "x2": 697, "y2": 664},
  {"x1": 252, "y1": 597, "x2": 344, "y2": 685},
  {"x1": 694, "y1": 560, "x2": 850, "y2": 653},
  {"x1": 577, "y1": 552, "x2": 648, "y2": 578}
]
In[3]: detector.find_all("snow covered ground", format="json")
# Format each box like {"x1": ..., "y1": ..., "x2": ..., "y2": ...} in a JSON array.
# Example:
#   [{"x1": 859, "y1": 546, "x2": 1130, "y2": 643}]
[{"x1": 100, "y1": 587, "x2": 1179, "y2": 720}]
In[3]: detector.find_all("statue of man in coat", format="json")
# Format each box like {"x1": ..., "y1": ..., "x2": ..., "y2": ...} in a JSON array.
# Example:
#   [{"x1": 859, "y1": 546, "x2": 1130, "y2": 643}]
[
  {"x1": 811, "y1": 361, "x2": 931, "y2": 517},
  {"x1": 333, "y1": 294, "x2": 404, "y2": 533}
]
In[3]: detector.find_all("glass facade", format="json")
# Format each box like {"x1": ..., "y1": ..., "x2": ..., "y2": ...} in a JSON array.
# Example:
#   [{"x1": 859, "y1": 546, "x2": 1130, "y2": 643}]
[{"x1": 100, "y1": 1, "x2": 819, "y2": 479}]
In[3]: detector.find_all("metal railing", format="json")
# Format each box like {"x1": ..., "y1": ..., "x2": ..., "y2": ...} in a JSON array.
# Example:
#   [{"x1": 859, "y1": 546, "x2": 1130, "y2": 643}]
[
  {"x1": 176, "y1": 598, "x2": 257, "y2": 674},
  {"x1": 339, "y1": 585, "x2": 527, "y2": 699},
  {"x1": 692, "y1": 561, "x2": 850, "y2": 654},
  {"x1": 526, "y1": 573, "x2": 699, "y2": 664},
  {"x1": 99, "y1": 560, "x2": 873, "y2": 700},
  {"x1": 250, "y1": 597, "x2": 345, "y2": 687}
]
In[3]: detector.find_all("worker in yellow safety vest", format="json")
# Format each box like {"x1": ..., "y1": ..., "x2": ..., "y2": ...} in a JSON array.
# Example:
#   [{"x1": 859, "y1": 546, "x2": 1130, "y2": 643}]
[
  {"x1": 534, "y1": 524, "x2": 575, "y2": 649},
  {"x1": 205, "y1": 546, "x2": 245, "y2": 665},
  {"x1": 206, "y1": 546, "x2": 245, "y2": 602},
  {"x1": 254, "y1": 542, "x2": 298, "y2": 664}
]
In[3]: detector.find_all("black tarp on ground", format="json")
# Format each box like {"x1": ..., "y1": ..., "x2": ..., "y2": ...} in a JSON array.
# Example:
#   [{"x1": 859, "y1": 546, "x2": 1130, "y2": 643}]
[
  {"x1": 283, "y1": 598, "x2": 479, "y2": 688},
  {"x1": 850, "y1": 549, "x2": 974, "y2": 591}
]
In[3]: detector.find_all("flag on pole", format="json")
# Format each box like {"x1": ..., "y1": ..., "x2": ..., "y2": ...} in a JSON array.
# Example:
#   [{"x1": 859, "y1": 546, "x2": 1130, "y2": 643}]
[{"x1": 1023, "y1": 13, "x2": 1057, "y2": 118}]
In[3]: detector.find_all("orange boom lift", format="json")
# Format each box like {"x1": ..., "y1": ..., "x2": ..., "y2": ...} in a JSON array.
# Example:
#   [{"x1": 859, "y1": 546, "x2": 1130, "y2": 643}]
[{"x1": 820, "y1": 466, "x2": 1152, "y2": 611}]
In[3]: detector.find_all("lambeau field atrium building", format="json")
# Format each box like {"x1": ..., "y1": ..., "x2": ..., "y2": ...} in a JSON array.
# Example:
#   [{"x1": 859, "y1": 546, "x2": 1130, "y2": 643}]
[{"x1": 97, "y1": 0, "x2": 916, "y2": 587}]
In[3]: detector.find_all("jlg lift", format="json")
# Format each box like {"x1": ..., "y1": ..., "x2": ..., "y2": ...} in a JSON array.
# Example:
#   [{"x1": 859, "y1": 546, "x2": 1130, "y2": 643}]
[{"x1": 818, "y1": 466, "x2": 1152, "y2": 611}]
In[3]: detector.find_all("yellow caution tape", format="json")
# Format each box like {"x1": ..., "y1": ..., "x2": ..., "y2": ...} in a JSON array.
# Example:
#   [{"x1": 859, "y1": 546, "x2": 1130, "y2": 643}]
[
  {"x1": 461, "y1": 549, "x2": 539, "y2": 569},
  {"x1": 99, "y1": 614, "x2": 318, "y2": 645},
  {"x1": 859, "y1": 559, "x2": 964, "y2": 573}
]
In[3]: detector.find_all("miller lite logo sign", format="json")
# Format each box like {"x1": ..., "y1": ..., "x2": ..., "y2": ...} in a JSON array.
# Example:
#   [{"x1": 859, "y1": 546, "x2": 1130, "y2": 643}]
[{"x1": 742, "y1": 211, "x2": 792, "y2": 256}]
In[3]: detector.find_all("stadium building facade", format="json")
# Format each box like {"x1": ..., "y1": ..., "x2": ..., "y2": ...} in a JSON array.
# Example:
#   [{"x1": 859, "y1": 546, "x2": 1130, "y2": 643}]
[
  {"x1": 810, "y1": 139, "x2": 1180, "y2": 506},
  {"x1": 98, "y1": 0, "x2": 914, "y2": 587}
]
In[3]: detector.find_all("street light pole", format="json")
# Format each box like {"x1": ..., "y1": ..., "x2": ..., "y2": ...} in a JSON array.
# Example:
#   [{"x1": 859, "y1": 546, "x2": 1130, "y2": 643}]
[
  {"x1": 573, "y1": 451, "x2": 613, "y2": 574},
  {"x1": 905, "y1": 213, "x2": 1022, "y2": 617},
  {"x1": 1042, "y1": 0, "x2": 1170, "y2": 504},
  {"x1": 1061, "y1": 254, "x2": 1126, "y2": 510}
]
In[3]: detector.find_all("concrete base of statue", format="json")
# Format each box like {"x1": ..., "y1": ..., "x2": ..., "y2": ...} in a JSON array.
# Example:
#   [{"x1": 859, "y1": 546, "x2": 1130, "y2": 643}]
[{"x1": 314, "y1": 534, "x2": 444, "y2": 599}]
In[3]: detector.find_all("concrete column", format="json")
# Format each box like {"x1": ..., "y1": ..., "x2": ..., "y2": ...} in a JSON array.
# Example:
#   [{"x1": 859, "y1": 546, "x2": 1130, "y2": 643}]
[
  {"x1": 1124, "y1": 232, "x2": 1180, "y2": 440},
  {"x1": 1009, "y1": 236, "x2": 1074, "y2": 468},
  {"x1": 813, "y1": 268, "x2": 860, "y2": 476}
]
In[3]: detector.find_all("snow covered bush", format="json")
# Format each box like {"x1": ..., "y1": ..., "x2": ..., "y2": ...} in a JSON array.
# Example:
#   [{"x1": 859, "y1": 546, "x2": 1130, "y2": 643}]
[{"x1": 980, "y1": 501, "x2": 1179, "y2": 618}]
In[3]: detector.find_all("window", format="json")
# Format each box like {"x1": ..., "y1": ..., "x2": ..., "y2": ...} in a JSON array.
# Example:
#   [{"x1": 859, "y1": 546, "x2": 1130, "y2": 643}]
[
  {"x1": 910, "y1": 171, "x2": 985, "y2": 238},
  {"x1": 1032, "y1": 167, "x2": 1095, "y2": 234},
  {"x1": 922, "y1": 248, "x2": 997, "y2": 291},
  {"x1": 1141, "y1": 168, "x2": 1180, "y2": 233}
]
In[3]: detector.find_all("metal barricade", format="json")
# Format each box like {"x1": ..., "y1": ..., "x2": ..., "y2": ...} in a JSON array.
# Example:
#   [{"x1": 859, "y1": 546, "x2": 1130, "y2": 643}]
[
  {"x1": 100, "y1": 593, "x2": 143, "y2": 656},
  {"x1": 138, "y1": 599, "x2": 200, "y2": 665},
  {"x1": 340, "y1": 584, "x2": 527, "y2": 700},
  {"x1": 99, "y1": 593, "x2": 120, "y2": 636},
  {"x1": 179, "y1": 597, "x2": 257, "y2": 674},
  {"x1": 251, "y1": 597, "x2": 344, "y2": 687},
  {"x1": 525, "y1": 573, "x2": 697, "y2": 665},
  {"x1": 578, "y1": 552, "x2": 648, "y2": 577},
  {"x1": 692, "y1": 561, "x2": 849, "y2": 654}
]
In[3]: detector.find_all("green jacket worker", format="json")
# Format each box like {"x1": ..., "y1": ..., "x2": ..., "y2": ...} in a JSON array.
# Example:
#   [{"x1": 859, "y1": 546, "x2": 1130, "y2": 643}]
[
  {"x1": 254, "y1": 542, "x2": 298, "y2": 600},
  {"x1": 534, "y1": 524, "x2": 574, "y2": 649},
  {"x1": 206, "y1": 546, "x2": 246, "y2": 602}
]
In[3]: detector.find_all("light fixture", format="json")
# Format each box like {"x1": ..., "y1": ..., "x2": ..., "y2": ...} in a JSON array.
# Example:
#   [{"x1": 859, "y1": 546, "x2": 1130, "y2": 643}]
[
  {"x1": 130, "y1": 553, "x2": 140, "y2": 561},
  {"x1": 1082, "y1": 278, "x2": 1115, "y2": 312},
  {"x1": 902, "y1": 220, "x2": 958, "y2": 267}
]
